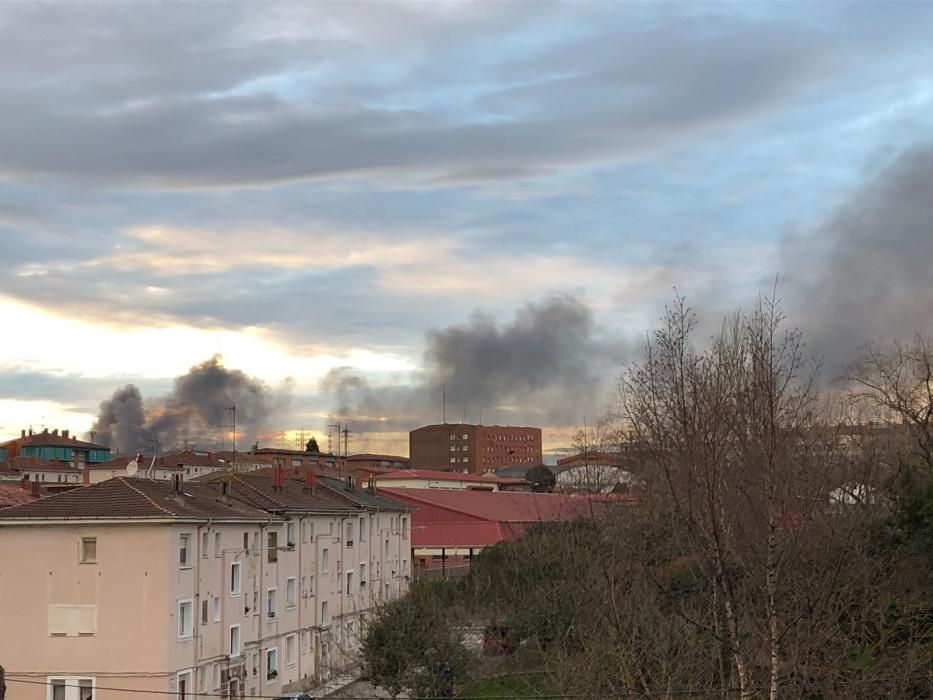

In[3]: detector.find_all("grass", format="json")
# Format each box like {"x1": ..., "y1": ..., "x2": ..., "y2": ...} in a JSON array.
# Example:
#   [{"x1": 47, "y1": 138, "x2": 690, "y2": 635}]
[{"x1": 458, "y1": 672, "x2": 550, "y2": 698}]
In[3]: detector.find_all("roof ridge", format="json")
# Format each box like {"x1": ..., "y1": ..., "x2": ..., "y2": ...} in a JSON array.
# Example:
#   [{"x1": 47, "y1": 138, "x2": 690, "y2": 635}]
[{"x1": 119, "y1": 477, "x2": 177, "y2": 517}]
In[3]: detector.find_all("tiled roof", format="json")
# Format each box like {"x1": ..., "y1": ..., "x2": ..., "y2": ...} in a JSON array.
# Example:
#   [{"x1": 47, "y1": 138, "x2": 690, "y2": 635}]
[
  {"x1": 379, "y1": 487, "x2": 600, "y2": 523},
  {"x1": 0, "y1": 457, "x2": 82, "y2": 474},
  {"x1": 374, "y1": 469, "x2": 525, "y2": 485},
  {"x1": 0, "y1": 484, "x2": 37, "y2": 508},
  {"x1": 0, "y1": 477, "x2": 278, "y2": 522},
  {"x1": 346, "y1": 453, "x2": 409, "y2": 463},
  {"x1": 0, "y1": 431, "x2": 108, "y2": 450}
]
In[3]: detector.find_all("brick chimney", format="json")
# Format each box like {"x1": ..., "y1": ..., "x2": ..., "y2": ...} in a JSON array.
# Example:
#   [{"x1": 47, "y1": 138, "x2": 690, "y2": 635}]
[{"x1": 62, "y1": 430, "x2": 70, "y2": 439}]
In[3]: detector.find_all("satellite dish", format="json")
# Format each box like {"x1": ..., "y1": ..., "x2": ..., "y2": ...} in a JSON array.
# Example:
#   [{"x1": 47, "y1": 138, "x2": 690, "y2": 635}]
[{"x1": 125, "y1": 460, "x2": 139, "y2": 477}]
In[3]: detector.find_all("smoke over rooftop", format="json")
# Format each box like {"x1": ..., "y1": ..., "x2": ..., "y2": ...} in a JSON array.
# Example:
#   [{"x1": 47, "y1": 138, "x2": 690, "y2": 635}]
[
  {"x1": 93, "y1": 355, "x2": 280, "y2": 455},
  {"x1": 324, "y1": 294, "x2": 622, "y2": 436}
]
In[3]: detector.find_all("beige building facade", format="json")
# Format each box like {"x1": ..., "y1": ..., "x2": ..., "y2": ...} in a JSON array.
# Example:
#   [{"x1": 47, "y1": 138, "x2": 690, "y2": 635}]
[{"x1": 0, "y1": 472, "x2": 411, "y2": 700}]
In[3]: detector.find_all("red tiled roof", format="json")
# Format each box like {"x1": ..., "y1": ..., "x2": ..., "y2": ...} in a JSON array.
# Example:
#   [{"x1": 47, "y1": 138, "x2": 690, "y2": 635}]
[
  {"x1": 0, "y1": 457, "x2": 82, "y2": 474},
  {"x1": 374, "y1": 469, "x2": 525, "y2": 485},
  {"x1": 0, "y1": 431, "x2": 107, "y2": 450},
  {"x1": 0, "y1": 484, "x2": 37, "y2": 508},
  {"x1": 346, "y1": 453, "x2": 409, "y2": 463},
  {"x1": 0, "y1": 477, "x2": 280, "y2": 521}
]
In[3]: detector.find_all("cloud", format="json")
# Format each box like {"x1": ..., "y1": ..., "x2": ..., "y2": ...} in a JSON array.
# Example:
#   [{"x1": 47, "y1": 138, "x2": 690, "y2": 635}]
[
  {"x1": 782, "y1": 143, "x2": 933, "y2": 372},
  {"x1": 3, "y1": 2, "x2": 926, "y2": 189}
]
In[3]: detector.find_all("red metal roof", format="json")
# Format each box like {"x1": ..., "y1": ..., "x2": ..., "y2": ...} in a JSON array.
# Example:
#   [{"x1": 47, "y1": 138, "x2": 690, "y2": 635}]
[{"x1": 380, "y1": 487, "x2": 600, "y2": 523}]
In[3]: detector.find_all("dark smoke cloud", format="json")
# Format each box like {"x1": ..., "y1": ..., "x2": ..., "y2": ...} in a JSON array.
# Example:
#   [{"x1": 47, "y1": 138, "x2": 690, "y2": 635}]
[
  {"x1": 782, "y1": 143, "x2": 933, "y2": 372},
  {"x1": 324, "y1": 295, "x2": 623, "y2": 435},
  {"x1": 93, "y1": 355, "x2": 280, "y2": 455}
]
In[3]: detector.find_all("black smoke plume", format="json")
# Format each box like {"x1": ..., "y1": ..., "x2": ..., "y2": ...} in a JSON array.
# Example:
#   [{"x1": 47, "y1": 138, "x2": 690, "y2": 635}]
[
  {"x1": 323, "y1": 295, "x2": 623, "y2": 436},
  {"x1": 782, "y1": 143, "x2": 933, "y2": 372},
  {"x1": 93, "y1": 355, "x2": 278, "y2": 455}
]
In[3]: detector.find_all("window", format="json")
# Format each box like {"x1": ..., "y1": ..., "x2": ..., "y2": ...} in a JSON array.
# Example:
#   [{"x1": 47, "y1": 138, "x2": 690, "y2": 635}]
[
  {"x1": 321, "y1": 547, "x2": 330, "y2": 573},
  {"x1": 291, "y1": 457, "x2": 302, "y2": 467},
  {"x1": 201, "y1": 599, "x2": 209, "y2": 624},
  {"x1": 179, "y1": 534, "x2": 191, "y2": 568},
  {"x1": 243, "y1": 531, "x2": 249, "y2": 550},
  {"x1": 462, "y1": 444, "x2": 469, "y2": 451},
  {"x1": 252, "y1": 590, "x2": 259, "y2": 615},
  {"x1": 212, "y1": 663, "x2": 220, "y2": 689},
  {"x1": 449, "y1": 456, "x2": 457, "y2": 463},
  {"x1": 450, "y1": 445, "x2": 457, "y2": 452},
  {"x1": 301, "y1": 629, "x2": 311, "y2": 652},
  {"x1": 402, "y1": 517, "x2": 409, "y2": 540},
  {"x1": 266, "y1": 588, "x2": 277, "y2": 620},
  {"x1": 286, "y1": 521, "x2": 295, "y2": 547},
  {"x1": 450, "y1": 434, "x2": 456, "y2": 441},
  {"x1": 49, "y1": 605, "x2": 97, "y2": 637},
  {"x1": 301, "y1": 520, "x2": 309, "y2": 543},
  {"x1": 345, "y1": 520, "x2": 354, "y2": 546},
  {"x1": 402, "y1": 559, "x2": 408, "y2": 575},
  {"x1": 286, "y1": 577, "x2": 297, "y2": 609},
  {"x1": 213, "y1": 596, "x2": 220, "y2": 622},
  {"x1": 252, "y1": 531, "x2": 259, "y2": 552},
  {"x1": 80, "y1": 537, "x2": 96, "y2": 564},
  {"x1": 285, "y1": 633, "x2": 297, "y2": 666},
  {"x1": 230, "y1": 561, "x2": 241, "y2": 596},
  {"x1": 265, "y1": 647, "x2": 278, "y2": 681},
  {"x1": 201, "y1": 532, "x2": 209, "y2": 559},
  {"x1": 359, "y1": 516, "x2": 367, "y2": 542},
  {"x1": 360, "y1": 563, "x2": 367, "y2": 587},
  {"x1": 346, "y1": 571, "x2": 354, "y2": 595},
  {"x1": 176, "y1": 670, "x2": 193, "y2": 700},
  {"x1": 177, "y1": 599, "x2": 193, "y2": 639},
  {"x1": 267, "y1": 530, "x2": 278, "y2": 563},
  {"x1": 321, "y1": 600, "x2": 329, "y2": 626},
  {"x1": 49, "y1": 678, "x2": 94, "y2": 700},
  {"x1": 462, "y1": 433, "x2": 469, "y2": 439},
  {"x1": 229, "y1": 624, "x2": 241, "y2": 657}
]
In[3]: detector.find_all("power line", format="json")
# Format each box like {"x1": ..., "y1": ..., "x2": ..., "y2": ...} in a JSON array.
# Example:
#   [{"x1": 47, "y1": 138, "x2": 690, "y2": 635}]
[{"x1": 4, "y1": 671, "x2": 931, "y2": 699}]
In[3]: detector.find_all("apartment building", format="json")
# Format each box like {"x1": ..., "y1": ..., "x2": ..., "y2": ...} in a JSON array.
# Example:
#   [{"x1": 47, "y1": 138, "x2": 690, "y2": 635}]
[
  {"x1": 410, "y1": 423, "x2": 543, "y2": 473},
  {"x1": 0, "y1": 470, "x2": 411, "y2": 700}
]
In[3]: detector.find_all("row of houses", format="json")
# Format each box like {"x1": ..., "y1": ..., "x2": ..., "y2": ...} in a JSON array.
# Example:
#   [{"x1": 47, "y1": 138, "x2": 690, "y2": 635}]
[{"x1": 0, "y1": 467, "x2": 412, "y2": 700}]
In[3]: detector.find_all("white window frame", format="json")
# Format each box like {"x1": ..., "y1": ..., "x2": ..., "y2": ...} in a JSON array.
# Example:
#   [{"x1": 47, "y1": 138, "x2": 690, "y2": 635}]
[
  {"x1": 321, "y1": 600, "x2": 329, "y2": 626},
  {"x1": 177, "y1": 599, "x2": 194, "y2": 640},
  {"x1": 176, "y1": 669, "x2": 194, "y2": 700},
  {"x1": 321, "y1": 547, "x2": 329, "y2": 573},
  {"x1": 286, "y1": 521, "x2": 296, "y2": 547},
  {"x1": 359, "y1": 516, "x2": 367, "y2": 542},
  {"x1": 230, "y1": 561, "x2": 242, "y2": 596},
  {"x1": 229, "y1": 624, "x2": 241, "y2": 657},
  {"x1": 285, "y1": 632, "x2": 297, "y2": 667},
  {"x1": 47, "y1": 676, "x2": 95, "y2": 700},
  {"x1": 265, "y1": 646, "x2": 278, "y2": 682},
  {"x1": 212, "y1": 662, "x2": 220, "y2": 690},
  {"x1": 266, "y1": 587, "x2": 277, "y2": 621},
  {"x1": 201, "y1": 531, "x2": 209, "y2": 559},
  {"x1": 79, "y1": 537, "x2": 97, "y2": 564},
  {"x1": 214, "y1": 532, "x2": 222, "y2": 558},
  {"x1": 345, "y1": 570, "x2": 353, "y2": 596},
  {"x1": 178, "y1": 533, "x2": 191, "y2": 568},
  {"x1": 285, "y1": 577, "x2": 297, "y2": 610}
]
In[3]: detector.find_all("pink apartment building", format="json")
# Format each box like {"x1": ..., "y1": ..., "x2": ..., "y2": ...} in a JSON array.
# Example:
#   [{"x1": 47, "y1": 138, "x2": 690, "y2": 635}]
[{"x1": 0, "y1": 470, "x2": 411, "y2": 700}]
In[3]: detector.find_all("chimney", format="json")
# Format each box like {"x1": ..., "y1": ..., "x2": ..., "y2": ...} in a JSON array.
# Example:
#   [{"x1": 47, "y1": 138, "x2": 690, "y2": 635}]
[
  {"x1": 171, "y1": 473, "x2": 184, "y2": 495},
  {"x1": 52, "y1": 429, "x2": 58, "y2": 437},
  {"x1": 83, "y1": 468, "x2": 90, "y2": 485},
  {"x1": 303, "y1": 471, "x2": 316, "y2": 495},
  {"x1": 21, "y1": 429, "x2": 25, "y2": 438},
  {"x1": 30, "y1": 480, "x2": 41, "y2": 497},
  {"x1": 28, "y1": 428, "x2": 33, "y2": 436},
  {"x1": 345, "y1": 476, "x2": 354, "y2": 491},
  {"x1": 62, "y1": 430, "x2": 69, "y2": 439},
  {"x1": 219, "y1": 479, "x2": 232, "y2": 505},
  {"x1": 368, "y1": 475, "x2": 377, "y2": 495}
]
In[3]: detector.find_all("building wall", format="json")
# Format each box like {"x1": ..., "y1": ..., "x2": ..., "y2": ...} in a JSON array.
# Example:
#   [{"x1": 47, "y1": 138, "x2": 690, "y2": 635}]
[
  {"x1": 410, "y1": 424, "x2": 476, "y2": 472},
  {"x1": 0, "y1": 510, "x2": 412, "y2": 700},
  {"x1": 372, "y1": 477, "x2": 499, "y2": 491},
  {"x1": 475, "y1": 426, "x2": 542, "y2": 473},
  {"x1": 0, "y1": 523, "x2": 174, "y2": 700}
]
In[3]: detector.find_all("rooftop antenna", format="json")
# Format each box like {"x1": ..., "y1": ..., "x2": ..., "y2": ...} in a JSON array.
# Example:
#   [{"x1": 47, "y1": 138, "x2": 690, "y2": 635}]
[
  {"x1": 342, "y1": 426, "x2": 351, "y2": 458},
  {"x1": 125, "y1": 457, "x2": 139, "y2": 477},
  {"x1": 146, "y1": 439, "x2": 159, "y2": 479}
]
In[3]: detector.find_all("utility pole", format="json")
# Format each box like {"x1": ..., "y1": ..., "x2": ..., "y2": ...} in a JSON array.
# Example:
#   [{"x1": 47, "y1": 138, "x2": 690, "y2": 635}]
[{"x1": 342, "y1": 426, "x2": 351, "y2": 458}]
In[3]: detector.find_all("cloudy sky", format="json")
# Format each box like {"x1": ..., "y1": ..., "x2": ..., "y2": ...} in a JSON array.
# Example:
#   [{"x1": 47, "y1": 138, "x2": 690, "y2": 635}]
[{"x1": 1, "y1": 1, "x2": 932, "y2": 457}]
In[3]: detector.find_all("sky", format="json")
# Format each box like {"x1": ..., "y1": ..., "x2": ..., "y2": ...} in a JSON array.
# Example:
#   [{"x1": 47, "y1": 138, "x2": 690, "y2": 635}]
[{"x1": 1, "y1": 1, "x2": 932, "y2": 458}]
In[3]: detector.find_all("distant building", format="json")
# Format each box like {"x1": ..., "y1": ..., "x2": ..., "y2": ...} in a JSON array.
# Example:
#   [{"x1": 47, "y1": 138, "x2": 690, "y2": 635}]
[
  {"x1": 0, "y1": 469, "x2": 411, "y2": 699},
  {"x1": 252, "y1": 447, "x2": 342, "y2": 474},
  {"x1": 0, "y1": 427, "x2": 110, "y2": 467},
  {"x1": 345, "y1": 453, "x2": 409, "y2": 471},
  {"x1": 410, "y1": 423, "x2": 542, "y2": 473},
  {"x1": 381, "y1": 487, "x2": 605, "y2": 576},
  {"x1": 85, "y1": 450, "x2": 274, "y2": 484},
  {"x1": 369, "y1": 468, "x2": 526, "y2": 492}
]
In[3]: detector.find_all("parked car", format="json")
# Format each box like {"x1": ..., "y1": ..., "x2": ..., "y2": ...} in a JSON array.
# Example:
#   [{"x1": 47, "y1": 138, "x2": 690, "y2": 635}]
[{"x1": 274, "y1": 694, "x2": 315, "y2": 700}]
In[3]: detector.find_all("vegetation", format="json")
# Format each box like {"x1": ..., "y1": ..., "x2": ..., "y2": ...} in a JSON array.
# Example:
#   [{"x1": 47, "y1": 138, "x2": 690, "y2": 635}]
[
  {"x1": 362, "y1": 297, "x2": 933, "y2": 699},
  {"x1": 306, "y1": 436, "x2": 320, "y2": 453}
]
